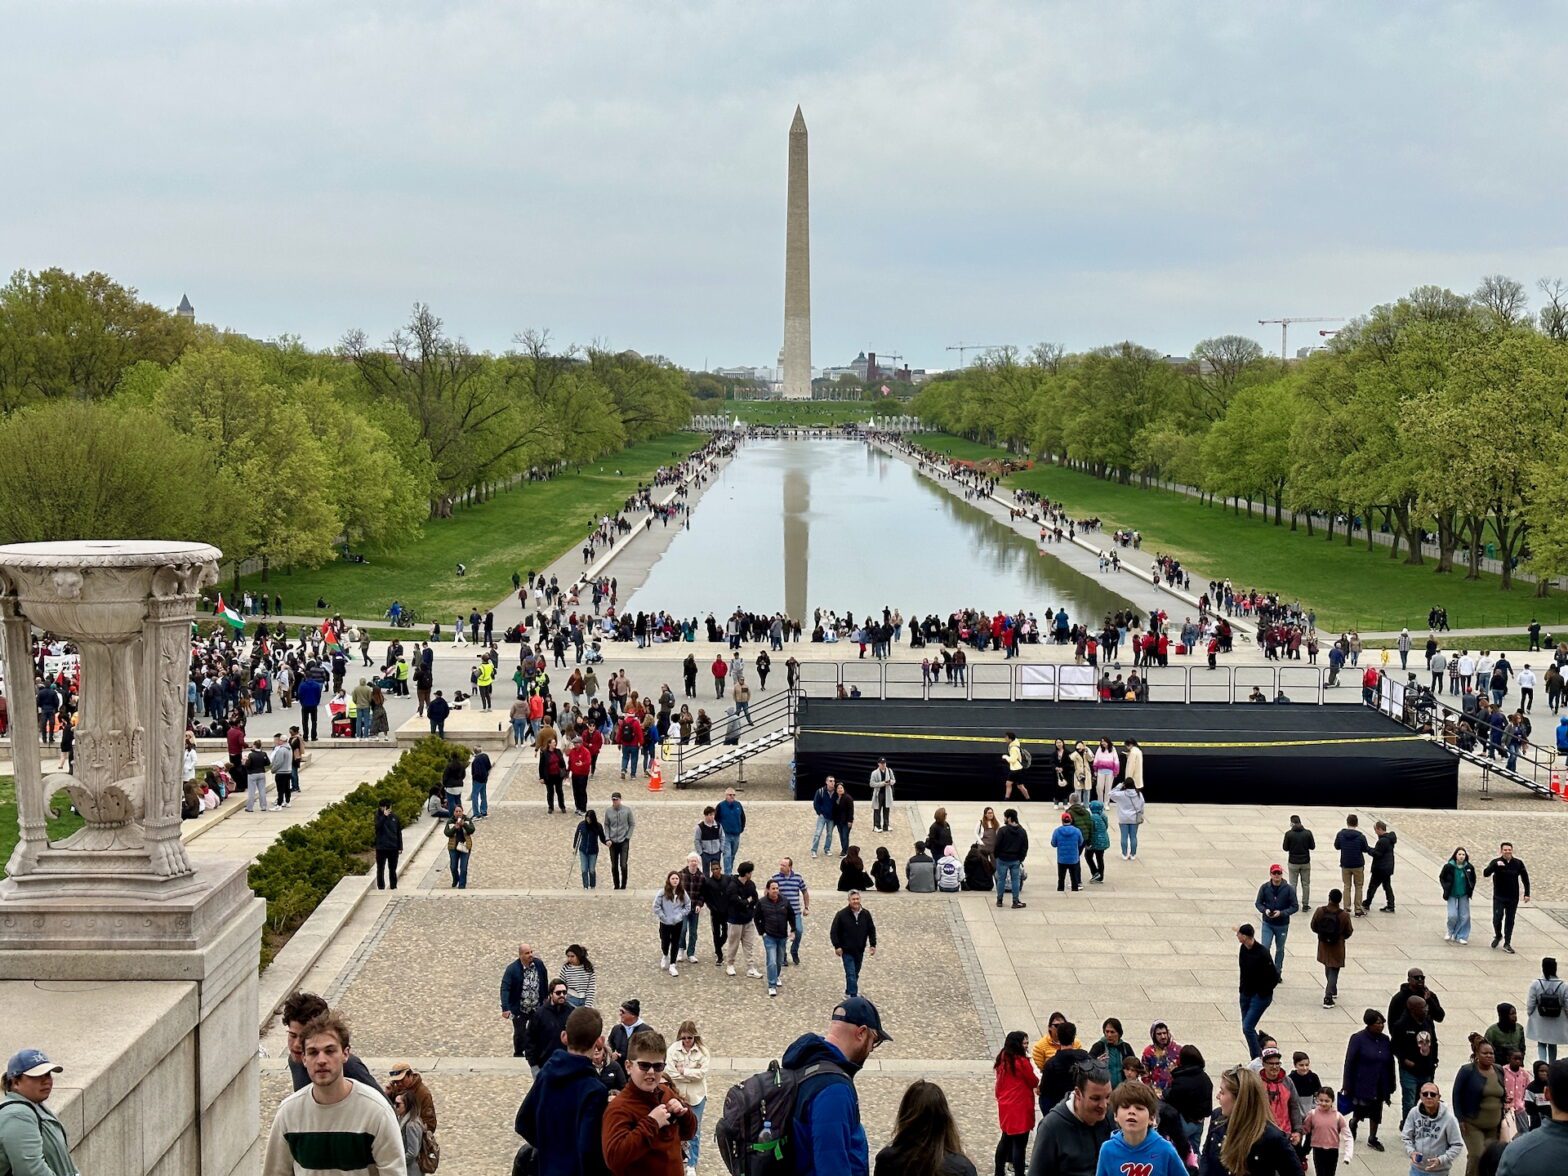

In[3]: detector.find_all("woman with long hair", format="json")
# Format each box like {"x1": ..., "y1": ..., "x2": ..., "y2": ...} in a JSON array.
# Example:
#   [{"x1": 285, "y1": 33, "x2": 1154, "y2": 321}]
[
  {"x1": 974, "y1": 806, "x2": 1001, "y2": 863},
  {"x1": 1202, "y1": 1065, "x2": 1299, "y2": 1176},
  {"x1": 1439, "y1": 847, "x2": 1477, "y2": 945},
  {"x1": 838, "y1": 846, "x2": 874, "y2": 892},
  {"x1": 560, "y1": 944, "x2": 596, "y2": 1007},
  {"x1": 993, "y1": 1031, "x2": 1038, "y2": 1176},
  {"x1": 874, "y1": 1078, "x2": 978, "y2": 1175},
  {"x1": 667, "y1": 1019, "x2": 709, "y2": 1174},
  {"x1": 573, "y1": 809, "x2": 606, "y2": 889},
  {"x1": 653, "y1": 870, "x2": 691, "y2": 977},
  {"x1": 1070, "y1": 741, "x2": 1093, "y2": 805},
  {"x1": 928, "y1": 808, "x2": 955, "y2": 860},
  {"x1": 1051, "y1": 739, "x2": 1073, "y2": 807},
  {"x1": 871, "y1": 845, "x2": 901, "y2": 893},
  {"x1": 1092, "y1": 737, "x2": 1120, "y2": 806}
]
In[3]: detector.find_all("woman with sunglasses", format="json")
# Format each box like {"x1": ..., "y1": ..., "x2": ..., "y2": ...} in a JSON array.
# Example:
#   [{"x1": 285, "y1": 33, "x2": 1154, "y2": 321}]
[
  {"x1": 1400, "y1": 1082, "x2": 1463, "y2": 1176},
  {"x1": 1202, "y1": 1065, "x2": 1300, "y2": 1176},
  {"x1": 667, "y1": 1021, "x2": 709, "y2": 1176}
]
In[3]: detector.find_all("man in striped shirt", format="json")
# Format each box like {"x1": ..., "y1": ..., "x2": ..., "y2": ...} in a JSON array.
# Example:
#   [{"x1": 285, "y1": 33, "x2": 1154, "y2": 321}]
[
  {"x1": 769, "y1": 857, "x2": 810, "y2": 967},
  {"x1": 265, "y1": 1013, "x2": 405, "y2": 1175}
]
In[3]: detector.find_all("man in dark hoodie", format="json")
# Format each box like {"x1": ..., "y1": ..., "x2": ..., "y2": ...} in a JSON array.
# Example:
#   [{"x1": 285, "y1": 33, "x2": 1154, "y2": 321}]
[
  {"x1": 779, "y1": 996, "x2": 890, "y2": 1176},
  {"x1": 1365, "y1": 820, "x2": 1398, "y2": 913},
  {"x1": 1391, "y1": 993, "x2": 1440, "y2": 1123},
  {"x1": 515, "y1": 1005, "x2": 612, "y2": 1176},
  {"x1": 1039, "y1": 1020, "x2": 1092, "y2": 1111},
  {"x1": 1237, "y1": 923, "x2": 1281, "y2": 1058},
  {"x1": 1027, "y1": 1059, "x2": 1112, "y2": 1176}
]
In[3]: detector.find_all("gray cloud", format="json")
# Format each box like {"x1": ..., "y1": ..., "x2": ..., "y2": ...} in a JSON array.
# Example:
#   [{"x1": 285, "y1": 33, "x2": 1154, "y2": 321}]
[{"x1": 3, "y1": 0, "x2": 1563, "y2": 368}]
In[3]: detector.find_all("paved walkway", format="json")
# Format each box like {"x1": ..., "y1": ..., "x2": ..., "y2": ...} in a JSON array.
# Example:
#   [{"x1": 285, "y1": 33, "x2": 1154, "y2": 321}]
[{"x1": 253, "y1": 740, "x2": 1568, "y2": 1173}]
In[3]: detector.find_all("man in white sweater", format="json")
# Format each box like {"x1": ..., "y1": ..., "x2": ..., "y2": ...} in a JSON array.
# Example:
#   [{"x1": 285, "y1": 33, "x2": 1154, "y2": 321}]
[{"x1": 265, "y1": 1013, "x2": 404, "y2": 1175}]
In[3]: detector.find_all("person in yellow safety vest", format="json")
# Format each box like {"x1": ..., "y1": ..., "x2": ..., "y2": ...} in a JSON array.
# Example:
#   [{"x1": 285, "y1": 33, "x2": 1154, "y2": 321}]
[
  {"x1": 395, "y1": 657, "x2": 410, "y2": 698},
  {"x1": 476, "y1": 660, "x2": 497, "y2": 712}
]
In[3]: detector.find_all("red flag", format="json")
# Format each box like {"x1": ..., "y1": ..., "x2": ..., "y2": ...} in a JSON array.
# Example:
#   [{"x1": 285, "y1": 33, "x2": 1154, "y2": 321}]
[{"x1": 880, "y1": 384, "x2": 890, "y2": 396}]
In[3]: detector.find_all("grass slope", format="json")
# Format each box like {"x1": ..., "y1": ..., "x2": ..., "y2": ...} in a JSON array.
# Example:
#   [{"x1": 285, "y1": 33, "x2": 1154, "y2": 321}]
[
  {"x1": 922, "y1": 434, "x2": 1558, "y2": 632},
  {"x1": 0, "y1": 777, "x2": 84, "y2": 879},
  {"x1": 235, "y1": 432, "x2": 705, "y2": 621}
]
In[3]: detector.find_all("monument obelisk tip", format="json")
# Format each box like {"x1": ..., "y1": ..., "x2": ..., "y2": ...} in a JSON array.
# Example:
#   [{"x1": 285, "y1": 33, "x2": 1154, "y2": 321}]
[{"x1": 791, "y1": 105, "x2": 806, "y2": 131}]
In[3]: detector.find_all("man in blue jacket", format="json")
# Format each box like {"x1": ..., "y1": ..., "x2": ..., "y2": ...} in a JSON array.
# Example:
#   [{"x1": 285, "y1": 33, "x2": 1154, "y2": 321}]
[
  {"x1": 296, "y1": 673, "x2": 323, "y2": 741},
  {"x1": 781, "y1": 997, "x2": 890, "y2": 1176},
  {"x1": 1254, "y1": 864, "x2": 1299, "y2": 974},
  {"x1": 1051, "y1": 812, "x2": 1084, "y2": 892},
  {"x1": 501, "y1": 943, "x2": 549, "y2": 1058},
  {"x1": 809, "y1": 777, "x2": 837, "y2": 857},
  {"x1": 515, "y1": 1006, "x2": 611, "y2": 1176},
  {"x1": 716, "y1": 786, "x2": 746, "y2": 874}
]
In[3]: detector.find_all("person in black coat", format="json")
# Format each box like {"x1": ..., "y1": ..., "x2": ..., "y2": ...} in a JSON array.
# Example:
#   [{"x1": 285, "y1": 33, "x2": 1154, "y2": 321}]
[
  {"x1": 1166, "y1": 1045, "x2": 1214, "y2": 1145},
  {"x1": 828, "y1": 891, "x2": 878, "y2": 998},
  {"x1": 963, "y1": 843, "x2": 994, "y2": 892},
  {"x1": 1200, "y1": 1065, "x2": 1299, "y2": 1176},
  {"x1": 1341, "y1": 1009, "x2": 1396, "y2": 1150},
  {"x1": 870, "y1": 846, "x2": 901, "y2": 893},
  {"x1": 1039, "y1": 1021, "x2": 1091, "y2": 1111},
  {"x1": 524, "y1": 984, "x2": 574, "y2": 1075},
  {"x1": 374, "y1": 799, "x2": 403, "y2": 890}
]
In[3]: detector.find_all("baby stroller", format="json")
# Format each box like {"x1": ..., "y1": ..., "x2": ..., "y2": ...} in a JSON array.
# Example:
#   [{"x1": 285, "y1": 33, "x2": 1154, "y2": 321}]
[{"x1": 584, "y1": 639, "x2": 604, "y2": 664}]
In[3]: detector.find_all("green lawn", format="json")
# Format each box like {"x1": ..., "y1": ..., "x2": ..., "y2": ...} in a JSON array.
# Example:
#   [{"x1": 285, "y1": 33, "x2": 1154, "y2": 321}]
[
  {"x1": 0, "y1": 777, "x2": 84, "y2": 879},
  {"x1": 921, "y1": 433, "x2": 1561, "y2": 632},
  {"x1": 234, "y1": 432, "x2": 706, "y2": 621},
  {"x1": 917, "y1": 433, "x2": 1026, "y2": 463},
  {"x1": 715, "y1": 401, "x2": 881, "y2": 425}
]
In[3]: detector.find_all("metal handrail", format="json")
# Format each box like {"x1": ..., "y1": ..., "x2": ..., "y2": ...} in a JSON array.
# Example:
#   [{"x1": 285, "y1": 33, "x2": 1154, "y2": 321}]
[
  {"x1": 669, "y1": 688, "x2": 800, "y2": 785},
  {"x1": 1377, "y1": 673, "x2": 1557, "y2": 796}
]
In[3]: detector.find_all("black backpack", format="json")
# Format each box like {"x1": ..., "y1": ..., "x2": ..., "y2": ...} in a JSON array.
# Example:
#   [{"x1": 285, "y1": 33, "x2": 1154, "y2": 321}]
[
  {"x1": 715, "y1": 1057, "x2": 849, "y2": 1175},
  {"x1": 1538, "y1": 981, "x2": 1564, "y2": 1019}
]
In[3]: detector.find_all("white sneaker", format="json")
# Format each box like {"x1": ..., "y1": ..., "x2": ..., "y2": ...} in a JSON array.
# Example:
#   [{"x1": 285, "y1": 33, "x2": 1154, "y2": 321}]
[
  {"x1": 1444, "y1": 932, "x2": 1453, "y2": 941},
  {"x1": 726, "y1": 965, "x2": 736, "y2": 976},
  {"x1": 687, "y1": 1168, "x2": 696, "y2": 1176},
  {"x1": 747, "y1": 968, "x2": 762, "y2": 978},
  {"x1": 768, "y1": 987, "x2": 777, "y2": 997},
  {"x1": 1457, "y1": 938, "x2": 1468, "y2": 946},
  {"x1": 686, "y1": 953, "x2": 697, "y2": 963},
  {"x1": 669, "y1": 964, "x2": 679, "y2": 976}
]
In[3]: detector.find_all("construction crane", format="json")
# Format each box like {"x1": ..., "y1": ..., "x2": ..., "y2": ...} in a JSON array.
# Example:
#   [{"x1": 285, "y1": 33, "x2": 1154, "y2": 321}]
[
  {"x1": 945, "y1": 342, "x2": 1005, "y2": 366},
  {"x1": 1257, "y1": 317, "x2": 1344, "y2": 360}
]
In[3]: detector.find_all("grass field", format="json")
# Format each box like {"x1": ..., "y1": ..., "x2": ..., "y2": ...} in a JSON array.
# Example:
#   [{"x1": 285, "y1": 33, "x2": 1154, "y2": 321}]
[
  {"x1": 921, "y1": 433, "x2": 1560, "y2": 632},
  {"x1": 0, "y1": 777, "x2": 84, "y2": 879},
  {"x1": 917, "y1": 433, "x2": 1025, "y2": 462},
  {"x1": 234, "y1": 432, "x2": 706, "y2": 621},
  {"x1": 716, "y1": 401, "x2": 881, "y2": 425}
]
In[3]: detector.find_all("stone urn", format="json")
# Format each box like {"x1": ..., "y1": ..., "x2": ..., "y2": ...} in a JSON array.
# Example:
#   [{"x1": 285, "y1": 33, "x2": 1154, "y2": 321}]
[{"x1": 0, "y1": 540, "x2": 219, "y2": 898}]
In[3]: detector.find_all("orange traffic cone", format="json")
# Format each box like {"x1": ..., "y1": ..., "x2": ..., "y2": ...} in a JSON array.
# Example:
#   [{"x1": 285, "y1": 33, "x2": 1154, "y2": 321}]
[{"x1": 648, "y1": 760, "x2": 663, "y2": 793}]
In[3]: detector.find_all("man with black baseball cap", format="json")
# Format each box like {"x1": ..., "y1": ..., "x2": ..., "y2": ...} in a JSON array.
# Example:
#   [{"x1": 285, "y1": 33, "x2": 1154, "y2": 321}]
[
  {"x1": 0, "y1": 1049, "x2": 77, "y2": 1174},
  {"x1": 779, "y1": 997, "x2": 891, "y2": 1176}
]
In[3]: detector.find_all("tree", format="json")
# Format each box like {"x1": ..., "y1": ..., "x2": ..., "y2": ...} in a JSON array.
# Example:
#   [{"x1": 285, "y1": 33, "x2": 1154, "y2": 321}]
[
  {"x1": 0, "y1": 400, "x2": 243, "y2": 547},
  {"x1": 0, "y1": 269, "x2": 194, "y2": 412},
  {"x1": 1474, "y1": 273, "x2": 1529, "y2": 328},
  {"x1": 1538, "y1": 278, "x2": 1568, "y2": 343},
  {"x1": 301, "y1": 383, "x2": 430, "y2": 551},
  {"x1": 1189, "y1": 334, "x2": 1266, "y2": 422}
]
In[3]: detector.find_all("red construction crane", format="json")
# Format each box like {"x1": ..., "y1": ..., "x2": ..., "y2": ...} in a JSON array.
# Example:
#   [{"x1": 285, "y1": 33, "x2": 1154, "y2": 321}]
[{"x1": 1257, "y1": 316, "x2": 1344, "y2": 359}]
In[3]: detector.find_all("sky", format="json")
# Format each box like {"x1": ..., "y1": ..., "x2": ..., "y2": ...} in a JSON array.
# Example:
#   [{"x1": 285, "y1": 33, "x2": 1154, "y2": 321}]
[{"x1": 5, "y1": 1, "x2": 1567, "y2": 371}]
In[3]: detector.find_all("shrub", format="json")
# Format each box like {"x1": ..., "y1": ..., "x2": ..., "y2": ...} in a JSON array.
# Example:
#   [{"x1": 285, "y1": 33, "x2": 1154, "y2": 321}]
[{"x1": 247, "y1": 737, "x2": 469, "y2": 968}]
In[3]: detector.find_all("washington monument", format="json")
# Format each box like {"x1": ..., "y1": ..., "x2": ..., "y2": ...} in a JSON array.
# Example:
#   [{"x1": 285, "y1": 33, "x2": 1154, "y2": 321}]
[{"x1": 781, "y1": 105, "x2": 812, "y2": 400}]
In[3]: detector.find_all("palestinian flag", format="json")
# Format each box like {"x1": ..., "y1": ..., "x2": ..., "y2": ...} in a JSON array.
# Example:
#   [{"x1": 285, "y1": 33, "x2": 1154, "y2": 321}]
[
  {"x1": 320, "y1": 617, "x2": 341, "y2": 651},
  {"x1": 214, "y1": 594, "x2": 245, "y2": 631}
]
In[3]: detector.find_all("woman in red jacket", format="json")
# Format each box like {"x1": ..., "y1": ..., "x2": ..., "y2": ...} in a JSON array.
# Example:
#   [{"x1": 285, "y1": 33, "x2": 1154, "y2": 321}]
[{"x1": 995, "y1": 1029, "x2": 1040, "y2": 1176}]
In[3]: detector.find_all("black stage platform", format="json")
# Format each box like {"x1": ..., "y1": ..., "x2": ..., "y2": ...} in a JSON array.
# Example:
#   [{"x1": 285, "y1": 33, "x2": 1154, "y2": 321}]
[{"x1": 793, "y1": 698, "x2": 1458, "y2": 809}]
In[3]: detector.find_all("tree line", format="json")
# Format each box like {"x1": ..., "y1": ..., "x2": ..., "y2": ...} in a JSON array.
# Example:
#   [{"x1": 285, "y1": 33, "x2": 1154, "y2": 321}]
[
  {"x1": 0, "y1": 269, "x2": 694, "y2": 577},
  {"x1": 912, "y1": 275, "x2": 1568, "y2": 595}
]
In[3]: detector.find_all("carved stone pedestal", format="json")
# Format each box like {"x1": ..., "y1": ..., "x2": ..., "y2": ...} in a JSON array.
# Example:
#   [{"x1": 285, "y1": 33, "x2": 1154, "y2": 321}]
[{"x1": 0, "y1": 541, "x2": 265, "y2": 1175}]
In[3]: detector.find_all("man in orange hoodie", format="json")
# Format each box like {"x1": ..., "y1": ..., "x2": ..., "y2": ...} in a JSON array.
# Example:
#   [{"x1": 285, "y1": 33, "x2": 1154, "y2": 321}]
[{"x1": 601, "y1": 1029, "x2": 695, "y2": 1175}]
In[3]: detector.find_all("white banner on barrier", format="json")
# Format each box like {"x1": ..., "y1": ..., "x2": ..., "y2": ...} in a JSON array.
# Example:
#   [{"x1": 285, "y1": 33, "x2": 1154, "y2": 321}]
[
  {"x1": 1019, "y1": 664, "x2": 1056, "y2": 699},
  {"x1": 1058, "y1": 664, "x2": 1097, "y2": 701}
]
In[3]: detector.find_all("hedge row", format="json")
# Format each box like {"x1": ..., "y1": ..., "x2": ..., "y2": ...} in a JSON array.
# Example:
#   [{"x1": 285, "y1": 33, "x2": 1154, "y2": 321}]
[{"x1": 248, "y1": 737, "x2": 468, "y2": 967}]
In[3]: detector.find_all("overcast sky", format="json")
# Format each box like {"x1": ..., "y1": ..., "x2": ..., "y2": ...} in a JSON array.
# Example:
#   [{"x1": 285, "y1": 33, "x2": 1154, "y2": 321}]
[{"x1": 6, "y1": 1, "x2": 1566, "y2": 370}]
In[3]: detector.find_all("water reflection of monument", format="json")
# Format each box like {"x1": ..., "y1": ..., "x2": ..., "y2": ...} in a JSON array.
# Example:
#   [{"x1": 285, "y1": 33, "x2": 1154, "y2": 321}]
[{"x1": 783, "y1": 465, "x2": 809, "y2": 620}]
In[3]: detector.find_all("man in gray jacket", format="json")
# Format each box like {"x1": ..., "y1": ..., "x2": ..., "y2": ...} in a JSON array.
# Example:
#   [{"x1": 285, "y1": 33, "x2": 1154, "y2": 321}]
[
  {"x1": 868, "y1": 757, "x2": 895, "y2": 833},
  {"x1": 906, "y1": 841, "x2": 936, "y2": 893},
  {"x1": 605, "y1": 792, "x2": 635, "y2": 890}
]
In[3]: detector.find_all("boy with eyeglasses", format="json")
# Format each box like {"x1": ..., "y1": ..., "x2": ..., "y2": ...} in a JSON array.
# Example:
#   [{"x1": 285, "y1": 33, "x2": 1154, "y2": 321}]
[{"x1": 601, "y1": 1030, "x2": 695, "y2": 1175}]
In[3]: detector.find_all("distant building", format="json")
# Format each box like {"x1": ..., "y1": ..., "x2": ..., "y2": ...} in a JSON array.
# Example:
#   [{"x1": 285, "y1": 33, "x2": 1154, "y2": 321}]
[{"x1": 176, "y1": 293, "x2": 195, "y2": 321}]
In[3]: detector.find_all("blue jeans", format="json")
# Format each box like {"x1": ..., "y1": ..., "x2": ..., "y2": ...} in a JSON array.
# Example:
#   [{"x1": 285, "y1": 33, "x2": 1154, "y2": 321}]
[
  {"x1": 789, "y1": 909, "x2": 804, "y2": 963},
  {"x1": 1446, "y1": 895, "x2": 1471, "y2": 941},
  {"x1": 449, "y1": 848, "x2": 469, "y2": 888},
  {"x1": 685, "y1": 1098, "x2": 706, "y2": 1169},
  {"x1": 1259, "y1": 922, "x2": 1288, "y2": 973},
  {"x1": 620, "y1": 745, "x2": 638, "y2": 776},
  {"x1": 470, "y1": 779, "x2": 488, "y2": 818},
  {"x1": 356, "y1": 710, "x2": 371, "y2": 739},
  {"x1": 996, "y1": 859, "x2": 1022, "y2": 903},
  {"x1": 722, "y1": 833, "x2": 741, "y2": 875},
  {"x1": 811, "y1": 814, "x2": 833, "y2": 854},
  {"x1": 842, "y1": 952, "x2": 861, "y2": 997},
  {"x1": 764, "y1": 935, "x2": 787, "y2": 986},
  {"x1": 511, "y1": 718, "x2": 527, "y2": 745},
  {"x1": 1540, "y1": 1044, "x2": 1559, "y2": 1062},
  {"x1": 1240, "y1": 992, "x2": 1273, "y2": 1058},
  {"x1": 578, "y1": 850, "x2": 597, "y2": 888},
  {"x1": 684, "y1": 909, "x2": 701, "y2": 957},
  {"x1": 1399, "y1": 1068, "x2": 1421, "y2": 1123},
  {"x1": 1120, "y1": 823, "x2": 1139, "y2": 856}
]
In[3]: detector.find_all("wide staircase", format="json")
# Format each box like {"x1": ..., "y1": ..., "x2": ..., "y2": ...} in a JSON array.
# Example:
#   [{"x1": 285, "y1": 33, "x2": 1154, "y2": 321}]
[{"x1": 669, "y1": 690, "x2": 797, "y2": 787}]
